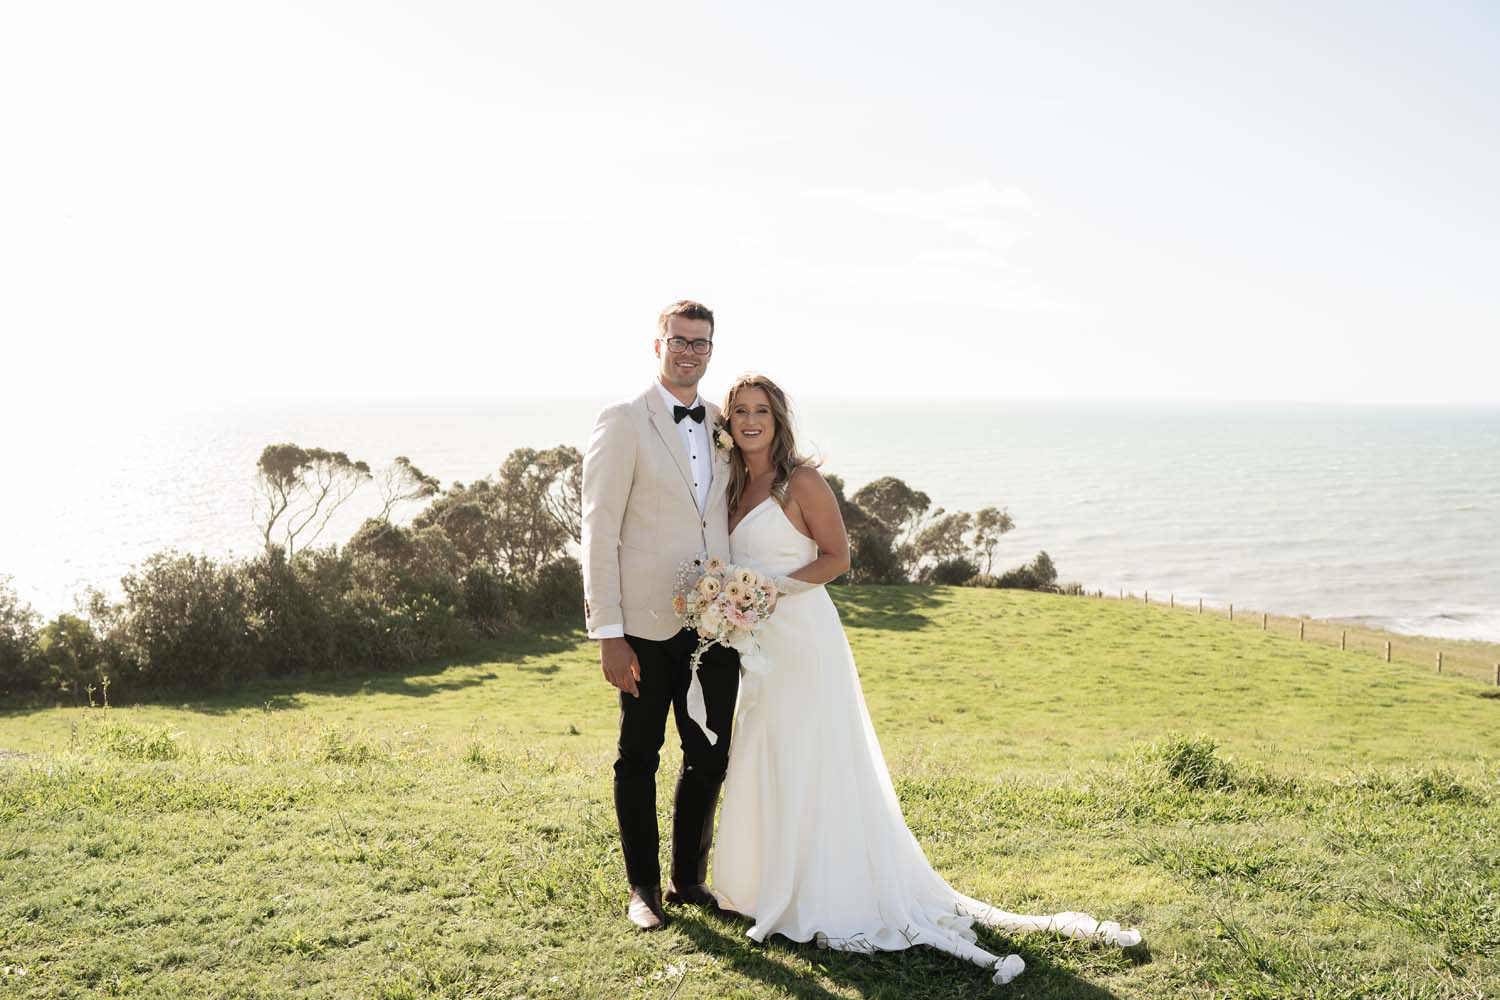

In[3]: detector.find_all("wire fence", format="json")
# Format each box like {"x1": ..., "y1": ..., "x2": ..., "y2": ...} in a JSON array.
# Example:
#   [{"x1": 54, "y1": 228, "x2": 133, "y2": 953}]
[{"x1": 1081, "y1": 588, "x2": 1500, "y2": 686}]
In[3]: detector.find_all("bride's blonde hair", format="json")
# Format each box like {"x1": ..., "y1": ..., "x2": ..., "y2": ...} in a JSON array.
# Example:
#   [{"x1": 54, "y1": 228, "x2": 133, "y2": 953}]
[{"x1": 721, "y1": 374, "x2": 815, "y2": 517}]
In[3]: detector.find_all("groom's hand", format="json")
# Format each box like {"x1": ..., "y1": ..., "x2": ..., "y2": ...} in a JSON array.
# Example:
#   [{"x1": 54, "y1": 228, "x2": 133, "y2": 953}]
[{"x1": 601, "y1": 637, "x2": 641, "y2": 697}]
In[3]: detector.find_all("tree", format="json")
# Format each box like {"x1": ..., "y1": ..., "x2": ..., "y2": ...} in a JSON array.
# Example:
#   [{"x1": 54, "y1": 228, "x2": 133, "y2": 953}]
[
  {"x1": 345, "y1": 456, "x2": 446, "y2": 553},
  {"x1": 851, "y1": 476, "x2": 931, "y2": 540},
  {"x1": 851, "y1": 476, "x2": 932, "y2": 579},
  {"x1": 825, "y1": 475, "x2": 903, "y2": 584},
  {"x1": 376, "y1": 456, "x2": 441, "y2": 525},
  {"x1": 414, "y1": 446, "x2": 577, "y2": 581},
  {"x1": 970, "y1": 506, "x2": 1015, "y2": 575},
  {"x1": 992, "y1": 550, "x2": 1059, "y2": 591},
  {"x1": 0, "y1": 576, "x2": 40, "y2": 692},
  {"x1": 915, "y1": 511, "x2": 973, "y2": 563},
  {"x1": 488, "y1": 448, "x2": 576, "y2": 578},
  {"x1": 36, "y1": 613, "x2": 103, "y2": 697},
  {"x1": 533, "y1": 446, "x2": 583, "y2": 544},
  {"x1": 254, "y1": 444, "x2": 373, "y2": 556}
]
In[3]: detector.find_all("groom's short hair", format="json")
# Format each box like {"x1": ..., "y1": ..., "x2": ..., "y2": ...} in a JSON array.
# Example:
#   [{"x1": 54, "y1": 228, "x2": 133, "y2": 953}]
[{"x1": 658, "y1": 300, "x2": 714, "y2": 337}]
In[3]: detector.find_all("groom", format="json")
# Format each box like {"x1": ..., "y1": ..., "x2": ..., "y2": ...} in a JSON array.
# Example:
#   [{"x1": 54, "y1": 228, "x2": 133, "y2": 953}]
[{"x1": 581, "y1": 299, "x2": 740, "y2": 931}]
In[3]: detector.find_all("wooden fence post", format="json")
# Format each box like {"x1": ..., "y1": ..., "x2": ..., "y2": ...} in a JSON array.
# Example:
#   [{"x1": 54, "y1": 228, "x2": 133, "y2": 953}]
[
  {"x1": 1436, "y1": 651, "x2": 1443, "y2": 674},
  {"x1": 1170, "y1": 594, "x2": 1175, "y2": 608},
  {"x1": 1384, "y1": 641, "x2": 1391, "y2": 662},
  {"x1": 1262, "y1": 612, "x2": 1268, "y2": 631},
  {"x1": 1229, "y1": 603, "x2": 1234, "y2": 621},
  {"x1": 1299, "y1": 621, "x2": 1305, "y2": 641},
  {"x1": 1144, "y1": 590, "x2": 1149, "y2": 605},
  {"x1": 1198, "y1": 598, "x2": 1203, "y2": 615},
  {"x1": 1340, "y1": 630, "x2": 1346, "y2": 651},
  {"x1": 1493, "y1": 663, "x2": 1499, "y2": 686}
]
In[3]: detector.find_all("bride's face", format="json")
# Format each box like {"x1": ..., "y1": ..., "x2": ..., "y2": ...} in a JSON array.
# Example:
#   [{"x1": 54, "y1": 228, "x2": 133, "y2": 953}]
[{"x1": 729, "y1": 387, "x2": 775, "y2": 457}]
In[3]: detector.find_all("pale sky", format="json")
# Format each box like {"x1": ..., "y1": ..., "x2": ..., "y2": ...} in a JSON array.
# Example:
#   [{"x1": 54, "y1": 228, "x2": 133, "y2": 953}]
[{"x1": 3, "y1": 0, "x2": 1497, "y2": 407}]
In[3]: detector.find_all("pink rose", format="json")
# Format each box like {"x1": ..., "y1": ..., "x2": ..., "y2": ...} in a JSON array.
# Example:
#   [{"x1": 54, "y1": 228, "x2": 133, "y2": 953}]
[{"x1": 725, "y1": 605, "x2": 759, "y2": 630}]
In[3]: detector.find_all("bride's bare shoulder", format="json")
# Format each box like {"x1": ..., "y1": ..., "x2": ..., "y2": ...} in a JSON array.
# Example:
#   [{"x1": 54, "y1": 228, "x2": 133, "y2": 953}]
[{"x1": 786, "y1": 465, "x2": 835, "y2": 506}]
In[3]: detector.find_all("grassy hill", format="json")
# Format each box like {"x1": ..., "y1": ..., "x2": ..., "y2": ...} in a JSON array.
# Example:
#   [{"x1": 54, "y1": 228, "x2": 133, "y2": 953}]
[{"x1": 2, "y1": 586, "x2": 1496, "y2": 999}]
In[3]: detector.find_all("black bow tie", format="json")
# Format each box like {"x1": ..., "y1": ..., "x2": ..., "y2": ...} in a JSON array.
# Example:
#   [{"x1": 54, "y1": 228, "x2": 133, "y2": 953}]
[{"x1": 673, "y1": 403, "x2": 706, "y2": 424}]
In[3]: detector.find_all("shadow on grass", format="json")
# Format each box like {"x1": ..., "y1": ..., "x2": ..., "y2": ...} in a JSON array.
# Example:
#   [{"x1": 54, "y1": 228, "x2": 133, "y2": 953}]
[
  {"x1": 189, "y1": 627, "x2": 590, "y2": 715},
  {"x1": 831, "y1": 585, "x2": 946, "y2": 634},
  {"x1": 676, "y1": 910, "x2": 1129, "y2": 999},
  {"x1": 0, "y1": 626, "x2": 590, "y2": 719}
]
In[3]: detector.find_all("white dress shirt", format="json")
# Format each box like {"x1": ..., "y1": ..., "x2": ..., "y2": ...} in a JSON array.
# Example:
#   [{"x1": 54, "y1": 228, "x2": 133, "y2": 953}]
[
  {"x1": 655, "y1": 380, "x2": 713, "y2": 514},
  {"x1": 589, "y1": 381, "x2": 712, "y2": 641}
]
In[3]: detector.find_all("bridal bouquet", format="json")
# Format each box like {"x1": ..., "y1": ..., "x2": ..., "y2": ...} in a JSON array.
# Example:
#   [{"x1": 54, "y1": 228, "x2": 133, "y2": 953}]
[{"x1": 673, "y1": 557, "x2": 777, "y2": 745}]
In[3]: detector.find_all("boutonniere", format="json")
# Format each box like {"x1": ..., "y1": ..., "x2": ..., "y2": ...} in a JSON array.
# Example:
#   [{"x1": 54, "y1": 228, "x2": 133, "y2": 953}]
[{"x1": 712, "y1": 421, "x2": 734, "y2": 453}]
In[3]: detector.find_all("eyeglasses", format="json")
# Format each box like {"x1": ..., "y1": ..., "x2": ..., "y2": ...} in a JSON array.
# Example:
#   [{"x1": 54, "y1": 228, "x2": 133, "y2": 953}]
[{"x1": 660, "y1": 336, "x2": 713, "y2": 356}]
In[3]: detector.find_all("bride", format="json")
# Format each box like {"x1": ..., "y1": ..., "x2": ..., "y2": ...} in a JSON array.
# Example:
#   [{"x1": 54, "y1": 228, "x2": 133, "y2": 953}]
[{"x1": 705, "y1": 374, "x2": 1142, "y2": 986}]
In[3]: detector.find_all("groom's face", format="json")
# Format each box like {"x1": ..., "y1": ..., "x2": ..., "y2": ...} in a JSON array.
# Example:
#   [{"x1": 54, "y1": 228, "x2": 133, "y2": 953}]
[{"x1": 655, "y1": 315, "x2": 714, "y2": 392}]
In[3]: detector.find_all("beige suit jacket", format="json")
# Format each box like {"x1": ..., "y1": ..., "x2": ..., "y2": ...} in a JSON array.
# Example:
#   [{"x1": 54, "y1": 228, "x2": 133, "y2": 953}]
[{"x1": 581, "y1": 384, "x2": 732, "y2": 641}]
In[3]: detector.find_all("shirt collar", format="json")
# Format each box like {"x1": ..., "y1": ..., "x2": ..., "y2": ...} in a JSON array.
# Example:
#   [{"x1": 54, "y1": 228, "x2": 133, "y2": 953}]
[{"x1": 654, "y1": 379, "x2": 701, "y2": 415}]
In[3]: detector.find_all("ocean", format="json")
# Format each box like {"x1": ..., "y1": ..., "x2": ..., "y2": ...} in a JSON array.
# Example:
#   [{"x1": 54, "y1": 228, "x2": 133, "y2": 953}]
[{"x1": 5, "y1": 397, "x2": 1498, "y2": 641}]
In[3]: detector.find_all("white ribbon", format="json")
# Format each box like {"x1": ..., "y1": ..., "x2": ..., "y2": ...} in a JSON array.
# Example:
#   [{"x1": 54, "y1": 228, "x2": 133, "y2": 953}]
[
  {"x1": 685, "y1": 646, "x2": 718, "y2": 746},
  {"x1": 686, "y1": 633, "x2": 772, "y2": 746}
]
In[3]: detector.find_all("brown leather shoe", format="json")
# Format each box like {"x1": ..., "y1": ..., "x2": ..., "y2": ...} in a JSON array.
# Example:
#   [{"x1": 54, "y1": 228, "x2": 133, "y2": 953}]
[
  {"x1": 627, "y1": 885, "x2": 668, "y2": 931},
  {"x1": 665, "y1": 880, "x2": 722, "y2": 912}
]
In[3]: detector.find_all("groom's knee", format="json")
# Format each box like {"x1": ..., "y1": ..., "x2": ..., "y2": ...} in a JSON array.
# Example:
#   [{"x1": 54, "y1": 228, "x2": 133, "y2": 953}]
[
  {"x1": 679, "y1": 752, "x2": 729, "y2": 786},
  {"x1": 614, "y1": 746, "x2": 661, "y2": 780}
]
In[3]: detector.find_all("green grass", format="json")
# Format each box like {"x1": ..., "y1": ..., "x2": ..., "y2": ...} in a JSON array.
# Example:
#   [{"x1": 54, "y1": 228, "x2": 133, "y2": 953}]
[{"x1": 2, "y1": 586, "x2": 1497, "y2": 998}]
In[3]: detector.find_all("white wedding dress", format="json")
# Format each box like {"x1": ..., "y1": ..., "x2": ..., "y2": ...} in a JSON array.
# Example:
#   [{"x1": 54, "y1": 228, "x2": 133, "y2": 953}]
[{"x1": 713, "y1": 498, "x2": 1141, "y2": 986}]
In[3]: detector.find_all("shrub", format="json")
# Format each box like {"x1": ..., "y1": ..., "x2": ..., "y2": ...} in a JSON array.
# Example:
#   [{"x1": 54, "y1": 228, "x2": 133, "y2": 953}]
[
  {"x1": 462, "y1": 564, "x2": 508, "y2": 635},
  {"x1": 36, "y1": 613, "x2": 109, "y2": 699},
  {"x1": 519, "y1": 557, "x2": 583, "y2": 623},
  {"x1": 243, "y1": 547, "x2": 333, "y2": 678},
  {"x1": 120, "y1": 551, "x2": 253, "y2": 690},
  {"x1": 318, "y1": 552, "x2": 463, "y2": 670},
  {"x1": 346, "y1": 521, "x2": 462, "y2": 584},
  {"x1": 846, "y1": 524, "x2": 907, "y2": 584},
  {"x1": 922, "y1": 557, "x2": 979, "y2": 586},
  {"x1": 0, "y1": 576, "x2": 42, "y2": 696},
  {"x1": 976, "y1": 550, "x2": 1060, "y2": 591}
]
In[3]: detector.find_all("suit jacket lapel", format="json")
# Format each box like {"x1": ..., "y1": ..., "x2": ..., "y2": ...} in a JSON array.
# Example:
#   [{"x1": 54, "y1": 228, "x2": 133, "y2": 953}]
[{"x1": 644, "y1": 385, "x2": 697, "y2": 502}]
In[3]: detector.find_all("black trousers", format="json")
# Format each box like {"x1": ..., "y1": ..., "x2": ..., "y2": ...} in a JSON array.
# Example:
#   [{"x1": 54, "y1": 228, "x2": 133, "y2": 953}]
[{"x1": 614, "y1": 629, "x2": 739, "y2": 888}]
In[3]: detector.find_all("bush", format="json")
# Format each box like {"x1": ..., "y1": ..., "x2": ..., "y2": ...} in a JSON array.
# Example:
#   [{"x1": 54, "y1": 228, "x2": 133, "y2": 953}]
[
  {"x1": 922, "y1": 557, "x2": 978, "y2": 586},
  {"x1": 0, "y1": 576, "x2": 42, "y2": 696},
  {"x1": 347, "y1": 521, "x2": 462, "y2": 584},
  {"x1": 845, "y1": 524, "x2": 907, "y2": 584},
  {"x1": 976, "y1": 550, "x2": 1060, "y2": 591},
  {"x1": 309, "y1": 551, "x2": 464, "y2": 672},
  {"x1": 244, "y1": 547, "x2": 333, "y2": 678},
  {"x1": 462, "y1": 564, "x2": 508, "y2": 635},
  {"x1": 120, "y1": 551, "x2": 253, "y2": 690},
  {"x1": 36, "y1": 613, "x2": 109, "y2": 699},
  {"x1": 518, "y1": 557, "x2": 583, "y2": 623}
]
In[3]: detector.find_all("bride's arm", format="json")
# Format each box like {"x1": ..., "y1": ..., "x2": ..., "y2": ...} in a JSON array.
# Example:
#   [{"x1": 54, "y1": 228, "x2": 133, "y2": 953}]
[{"x1": 780, "y1": 466, "x2": 851, "y2": 586}]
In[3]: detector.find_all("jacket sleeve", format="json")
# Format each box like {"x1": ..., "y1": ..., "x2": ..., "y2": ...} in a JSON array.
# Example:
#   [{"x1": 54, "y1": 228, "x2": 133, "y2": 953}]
[{"x1": 581, "y1": 402, "x2": 635, "y2": 635}]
